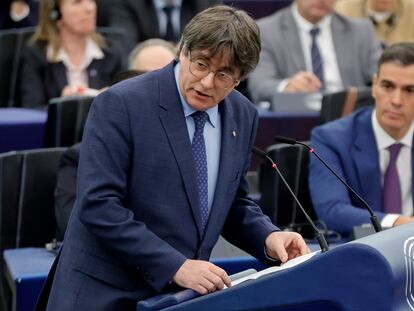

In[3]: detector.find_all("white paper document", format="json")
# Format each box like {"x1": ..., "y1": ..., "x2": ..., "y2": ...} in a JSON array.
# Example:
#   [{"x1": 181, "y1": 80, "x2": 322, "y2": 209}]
[{"x1": 231, "y1": 251, "x2": 320, "y2": 286}]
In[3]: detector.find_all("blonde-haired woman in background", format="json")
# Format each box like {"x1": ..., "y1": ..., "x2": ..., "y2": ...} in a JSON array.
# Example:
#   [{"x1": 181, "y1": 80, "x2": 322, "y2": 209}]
[{"x1": 19, "y1": 0, "x2": 124, "y2": 108}]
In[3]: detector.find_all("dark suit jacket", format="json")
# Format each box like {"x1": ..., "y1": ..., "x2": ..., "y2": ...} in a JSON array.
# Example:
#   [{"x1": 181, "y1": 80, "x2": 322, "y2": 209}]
[
  {"x1": 248, "y1": 6, "x2": 382, "y2": 102},
  {"x1": 44, "y1": 62, "x2": 278, "y2": 310},
  {"x1": 19, "y1": 40, "x2": 125, "y2": 108},
  {"x1": 309, "y1": 107, "x2": 414, "y2": 236},
  {"x1": 109, "y1": 0, "x2": 220, "y2": 52},
  {"x1": 54, "y1": 143, "x2": 81, "y2": 241}
]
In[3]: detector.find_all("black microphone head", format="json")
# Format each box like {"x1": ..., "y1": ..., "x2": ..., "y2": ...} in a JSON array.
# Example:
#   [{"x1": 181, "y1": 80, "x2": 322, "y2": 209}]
[
  {"x1": 251, "y1": 146, "x2": 267, "y2": 159},
  {"x1": 275, "y1": 136, "x2": 297, "y2": 145}
]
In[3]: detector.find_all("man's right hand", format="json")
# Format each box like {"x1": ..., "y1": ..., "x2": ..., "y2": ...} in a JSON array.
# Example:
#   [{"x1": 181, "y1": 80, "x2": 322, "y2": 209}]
[
  {"x1": 173, "y1": 259, "x2": 231, "y2": 295},
  {"x1": 285, "y1": 71, "x2": 322, "y2": 93}
]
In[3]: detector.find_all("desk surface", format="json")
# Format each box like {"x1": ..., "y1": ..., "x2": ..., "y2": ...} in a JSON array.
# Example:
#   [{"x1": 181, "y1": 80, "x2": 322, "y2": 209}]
[
  {"x1": 4, "y1": 248, "x2": 55, "y2": 280},
  {"x1": 0, "y1": 108, "x2": 47, "y2": 125},
  {"x1": 0, "y1": 108, "x2": 47, "y2": 153},
  {"x1": 4, "y1": 248, "x2": 55, "y2": 311}
]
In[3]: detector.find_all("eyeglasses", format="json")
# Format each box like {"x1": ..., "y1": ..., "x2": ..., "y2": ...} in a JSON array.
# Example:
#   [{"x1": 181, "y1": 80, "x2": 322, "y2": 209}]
[{"x1": 188, "y1": 52, "x2": 239, "y2": 90}]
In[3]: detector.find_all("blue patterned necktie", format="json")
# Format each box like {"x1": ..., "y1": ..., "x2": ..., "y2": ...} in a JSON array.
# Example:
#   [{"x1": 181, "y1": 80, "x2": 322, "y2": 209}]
[
  {"x1": 191, "y1": 111, "x2": 209, "y2": 232},
  {"x1": 382, "y1": 143, "x2": 403, "y2": 213},
  {"x1": 310, "y1": 27, "x2": 324, "y2": 88}
]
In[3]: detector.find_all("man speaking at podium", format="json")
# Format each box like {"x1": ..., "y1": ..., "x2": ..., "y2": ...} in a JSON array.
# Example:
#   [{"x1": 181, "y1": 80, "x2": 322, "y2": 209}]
[
  {"x1": 309, "y1": 43, "x2": 414, "y2": 238},
  {"x1": 39, "y1": 5, "x2": 309, "y2": 310}
]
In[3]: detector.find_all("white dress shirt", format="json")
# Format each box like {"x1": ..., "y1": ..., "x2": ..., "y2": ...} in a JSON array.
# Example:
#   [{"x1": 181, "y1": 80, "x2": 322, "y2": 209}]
[{"x1": 372, "y1": 110, "x2": 414, "y2": 226}]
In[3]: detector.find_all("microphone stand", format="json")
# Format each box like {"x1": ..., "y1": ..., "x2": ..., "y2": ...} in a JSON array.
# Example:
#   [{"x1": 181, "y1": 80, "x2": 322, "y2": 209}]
[
  {"x1": 275, "y1": 136, "x2": 382, "y2": 233},
  {"x1": 252, "y1": 146, "x2": 329, "y2": 252}
]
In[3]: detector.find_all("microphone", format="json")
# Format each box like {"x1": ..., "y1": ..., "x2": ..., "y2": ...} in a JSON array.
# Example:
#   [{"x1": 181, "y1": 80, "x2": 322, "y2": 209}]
[
  {"x1": 252, "y1": 146, "x2": 329, "y2": 252},
  {"x1": 275, "y1": 136, "x2": 382, "y2": 233}
]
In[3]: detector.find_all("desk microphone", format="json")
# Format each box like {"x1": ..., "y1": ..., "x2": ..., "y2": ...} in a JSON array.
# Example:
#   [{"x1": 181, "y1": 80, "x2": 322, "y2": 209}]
[
  {"x1": 252, "y1": 146, "x2": 329, "y2": 252},
  {"x1": 274, "y1": 136, "x2": 382, "y2": 232}
]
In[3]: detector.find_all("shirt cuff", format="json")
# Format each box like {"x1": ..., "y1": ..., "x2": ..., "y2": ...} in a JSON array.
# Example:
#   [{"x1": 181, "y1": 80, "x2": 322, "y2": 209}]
[
  {"x1": 277, "y1": 79, "x2": 290, "y2": 92},
  {"x1": 381, "y1": 214, "x2": 399, "y2": 228},
  {"x1": 264, "y1": 247, "x2": 278, "y2": 262},
  {"x1": 263, "y1": 230, "x2": 281, "y2": 262}
]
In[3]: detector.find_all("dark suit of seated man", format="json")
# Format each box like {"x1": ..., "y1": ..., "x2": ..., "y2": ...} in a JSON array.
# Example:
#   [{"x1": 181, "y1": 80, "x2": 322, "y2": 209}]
[
  {"x1": 309, "y1": 43, "x2": 414, "y2": 238},
  {"x1": 54, "y1": 143, "x2": 80, "y2": 241},
  {"x1": 39, "y1": 6, "x2": 310, "y2": 310}
]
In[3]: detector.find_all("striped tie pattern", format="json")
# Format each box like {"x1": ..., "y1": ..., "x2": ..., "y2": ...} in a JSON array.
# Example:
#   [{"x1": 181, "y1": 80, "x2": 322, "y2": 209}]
[{"x1": 310, "y1": 27, "x2": 324, "y2": 88}]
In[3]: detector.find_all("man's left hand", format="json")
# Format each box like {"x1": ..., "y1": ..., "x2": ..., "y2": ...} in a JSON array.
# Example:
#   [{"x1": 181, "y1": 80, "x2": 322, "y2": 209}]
[{"x1": 265, "y1": 231, "x2": 310, "y2": 263}]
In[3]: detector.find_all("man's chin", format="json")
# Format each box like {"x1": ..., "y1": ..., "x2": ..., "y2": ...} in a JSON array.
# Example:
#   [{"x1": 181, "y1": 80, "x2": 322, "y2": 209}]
[{"x1": 187, "y1": 99, "x2": 211, "y2": 111}]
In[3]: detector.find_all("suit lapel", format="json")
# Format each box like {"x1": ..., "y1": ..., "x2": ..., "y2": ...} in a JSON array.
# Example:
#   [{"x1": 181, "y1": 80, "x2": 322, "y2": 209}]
[
  {"x1": 282, "y1": 10, "x2": 307, "y2": 72},
  {"x1": 202, "y1": 99, "x2": 238, "y2": 241},
  {"x1": 51, "y1": 62, "x2": 67, "y2": 95},
  {"x1": 157, "y1": 63, "x2": 204, "y2": 237},
  {"x1": 331, "y1": 14, "x2": 354, "y2": 86},
  {"x1": 351, "y1": 110, "x2": 382, "y2": 211}
]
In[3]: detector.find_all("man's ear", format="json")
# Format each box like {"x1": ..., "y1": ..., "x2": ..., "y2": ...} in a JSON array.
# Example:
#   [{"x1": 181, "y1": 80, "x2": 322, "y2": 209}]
[{"x1": 178, "y1": 50, "x2": 185, "y2": 63}]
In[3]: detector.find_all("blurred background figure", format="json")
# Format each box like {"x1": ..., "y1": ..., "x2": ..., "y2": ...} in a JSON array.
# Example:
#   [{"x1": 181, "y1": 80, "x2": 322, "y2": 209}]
[
  {"x1": 335, "y1": 0, "x2": 414, "y2": 48},
  {"x1": 0, "y1": 0, "x2": 39, "y2": 29},
  {"x1": 128, "y1": 38, "x2": 176, "y2": 72},
  {"x1": 19, "y1": 0, "x2": 125, "y2": 109},
  {"x1": 248, "y1": 0, "x2": 381, "y2": 103},
  {"x1": 109, "y1": 0, "x2": 221, "y2": 54}
]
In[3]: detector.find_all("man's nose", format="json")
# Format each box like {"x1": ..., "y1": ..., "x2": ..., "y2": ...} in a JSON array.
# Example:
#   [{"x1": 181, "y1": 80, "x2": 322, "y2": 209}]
[
  {"x1": 391, "y1": 89, "x2": 403, "y2": 106},
  {"x1": 200, "y1": 72, "x2": 215, "y2": 88}
]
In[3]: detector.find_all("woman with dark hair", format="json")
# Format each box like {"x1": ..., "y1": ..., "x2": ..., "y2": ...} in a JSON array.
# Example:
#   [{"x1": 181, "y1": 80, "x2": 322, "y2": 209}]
[{"x1": 19, "y1": 0, "x2": 124, "y2": 108}]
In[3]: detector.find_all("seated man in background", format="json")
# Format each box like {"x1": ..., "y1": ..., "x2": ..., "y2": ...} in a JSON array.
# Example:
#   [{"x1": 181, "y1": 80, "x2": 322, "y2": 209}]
[
  {"x1": 335, "y1": 0, "x2": 414, "y2": 48},
  {"x1": 54, "y1": 142, "x2": 80, "y2": 241},
  {"x1": 128, "y1": 38, "x2": 176, "y2": 72},
  {"x1": 109, "y1": 0, "x2": 220, "y2": 53},
  {"x1": 309, "y1": 42, "x2": 414, "y2": 238},
  {"x1": 248, "y1": 0, "x2": 382, "y2": 103}
]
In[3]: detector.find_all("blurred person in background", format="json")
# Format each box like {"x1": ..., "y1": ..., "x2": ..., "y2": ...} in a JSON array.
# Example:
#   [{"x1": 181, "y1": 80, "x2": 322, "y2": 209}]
[
  {"x1": 19, "y1": 0, "x2": 124, "y2": 109},
  {"x1": 248, "y1": 0, "x2": 381, "y2": 103},
  {"x1": 109, "y1": 0, "x2": 220, "y2": 54},
  {"x1": 128, "y1": 38, "x2": 176, "y2": 72},
  {"x1": 335, "y1": 0, "x2": 414, "y2": 48}
]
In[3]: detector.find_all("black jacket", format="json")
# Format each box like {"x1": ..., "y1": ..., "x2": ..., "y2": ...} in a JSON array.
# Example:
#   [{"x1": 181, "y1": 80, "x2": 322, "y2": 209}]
[{"x1": 19, "y1": 40, "x2": 124, "y2": 108}]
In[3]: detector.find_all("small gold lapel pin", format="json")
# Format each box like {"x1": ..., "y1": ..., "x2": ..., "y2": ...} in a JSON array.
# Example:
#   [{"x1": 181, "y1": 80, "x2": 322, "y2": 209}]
[{"x1": 232, "y1": 130, "x2": 236, "y2": 137}]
